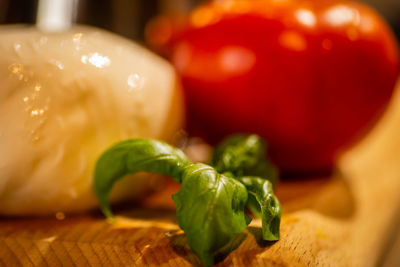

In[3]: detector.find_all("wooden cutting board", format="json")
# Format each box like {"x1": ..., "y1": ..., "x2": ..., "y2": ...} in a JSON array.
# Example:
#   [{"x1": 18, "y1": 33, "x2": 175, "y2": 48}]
[{"x1": 1, "y1": 82, "x2": 400, "y2": 267}]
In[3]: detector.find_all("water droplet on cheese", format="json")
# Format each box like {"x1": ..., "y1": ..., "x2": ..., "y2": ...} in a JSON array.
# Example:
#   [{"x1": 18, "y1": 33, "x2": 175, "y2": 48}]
[
  {"x1": 48, "y1": 59, "x2": 64, "y2": 70},
  {"x1": 73, "y1": 33, "x2": 83, "y2": 43},
  {"x1": 127, "y1": 73, "x2": 145, "y2": 91},
  {"x1": 81, "y1": 52, "x2": 110, "y2": 68},
  {"x1": 14, "y1": 43, "x2": 22, "y2": 57}
]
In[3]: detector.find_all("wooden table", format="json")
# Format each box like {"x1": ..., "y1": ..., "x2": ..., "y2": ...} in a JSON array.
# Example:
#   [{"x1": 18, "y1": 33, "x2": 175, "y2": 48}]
[{"x1": 1, "y1": 83, "x2": 400, "y2": 266}]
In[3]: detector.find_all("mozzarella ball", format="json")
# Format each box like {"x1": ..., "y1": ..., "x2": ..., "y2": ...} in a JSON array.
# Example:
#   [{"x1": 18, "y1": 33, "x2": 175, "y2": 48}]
[{"x1": 0, "y1": 26, "x2": 184, "y2": 215}]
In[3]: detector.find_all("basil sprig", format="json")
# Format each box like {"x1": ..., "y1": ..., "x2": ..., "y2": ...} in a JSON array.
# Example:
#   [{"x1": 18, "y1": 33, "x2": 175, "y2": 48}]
[
  {"x1": 210, "y1": 134, "x2": 281, "y2": 240},
  {"x1": 93, "y1": 135, "x2": 281, "y2": 266},
  {"x1": 210, "y1": 134, "x2": 278, "y2": 186}
]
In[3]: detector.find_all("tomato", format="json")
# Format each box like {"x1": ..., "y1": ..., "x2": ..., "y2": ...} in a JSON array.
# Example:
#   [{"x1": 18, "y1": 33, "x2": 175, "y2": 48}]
[{"x1": 147, "y1": 0, "x2": 399, "y2": 174}]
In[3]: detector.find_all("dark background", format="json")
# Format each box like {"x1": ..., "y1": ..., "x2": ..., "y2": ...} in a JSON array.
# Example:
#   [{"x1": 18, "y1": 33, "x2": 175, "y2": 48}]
[{"x1": 0, "y1": 0, "x2": 399, "y2": 43}]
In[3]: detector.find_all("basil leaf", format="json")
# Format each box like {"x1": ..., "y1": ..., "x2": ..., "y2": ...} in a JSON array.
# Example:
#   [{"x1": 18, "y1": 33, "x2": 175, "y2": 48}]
[
  {"x1": 172, "y1": 163, "x2": 251, "y2": 267},
  {"x1": 211, "y1": 134, "x2": 278, "y2": 185},
  {"x1": 93, "y1": 139, "x2": 190, "y2": 218},
  {"x1": 236, "y1": 176, "x2": 281, "y2": 241}
]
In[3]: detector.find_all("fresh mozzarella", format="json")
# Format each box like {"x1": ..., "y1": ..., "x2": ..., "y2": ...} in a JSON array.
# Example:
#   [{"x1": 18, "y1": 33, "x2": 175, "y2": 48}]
[{"x1": 0, "y1": 26, "x2": 184, "y2": 215}]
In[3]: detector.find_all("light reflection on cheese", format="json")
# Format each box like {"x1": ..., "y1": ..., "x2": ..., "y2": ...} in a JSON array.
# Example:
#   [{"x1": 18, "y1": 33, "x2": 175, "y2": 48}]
[
  {"x1": 81, "y1": 52, "x2": 111, "y2": 68},
  {"x1": 0, "y1": 26, "x2": 184, "y2": 215}
]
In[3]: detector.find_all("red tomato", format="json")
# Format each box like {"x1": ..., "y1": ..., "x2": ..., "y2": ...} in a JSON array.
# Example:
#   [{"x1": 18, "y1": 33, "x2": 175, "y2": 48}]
[{"x1": 147, "y1": 0, "x2": 399, "y2": 174}]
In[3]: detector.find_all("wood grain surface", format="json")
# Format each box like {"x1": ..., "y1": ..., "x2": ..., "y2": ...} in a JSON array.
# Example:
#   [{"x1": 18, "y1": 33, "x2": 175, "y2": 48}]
[{"x1": 1, "y1": 82, "x2": 400, "y2": 266}]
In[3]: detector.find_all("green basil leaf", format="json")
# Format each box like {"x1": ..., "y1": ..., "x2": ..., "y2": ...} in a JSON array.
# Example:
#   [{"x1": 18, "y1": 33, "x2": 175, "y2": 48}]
[
  {"x1": 93, "y1": 139, "x2": 190, "y2": 218},
  {"x1": 236, "y1": 176, "x2": 281, "y2": 241},
  {"x1": 172, "y1": 163, "x2": 251, "y2": 267},
  {"x1": 211, "y1": 134, "x2": 278, "y2": 185}
]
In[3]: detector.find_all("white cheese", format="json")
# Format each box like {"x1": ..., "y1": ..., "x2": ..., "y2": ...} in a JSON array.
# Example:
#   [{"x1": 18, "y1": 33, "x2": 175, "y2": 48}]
[{"x1": 0, "y1": 26, "x2": 184, "y2": 215}]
